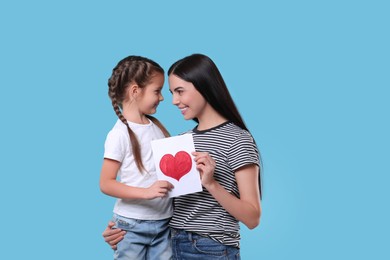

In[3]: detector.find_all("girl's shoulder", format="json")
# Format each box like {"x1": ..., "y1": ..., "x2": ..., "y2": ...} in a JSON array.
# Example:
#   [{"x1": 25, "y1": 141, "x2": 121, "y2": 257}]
[
  {"x1": 106, "y1": 120, "x2": 129, "y2": 139},
  {"x1": 110, "y1": 119, "x2": 128, "y2": 132}
]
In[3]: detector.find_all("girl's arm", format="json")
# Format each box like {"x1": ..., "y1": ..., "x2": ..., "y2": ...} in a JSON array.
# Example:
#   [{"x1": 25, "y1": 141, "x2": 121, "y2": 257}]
[
  {"x1": 100, "y1": 158, "x2": 173, "y2": 200},
  {"x1": 193, "y1": 152, "x2": 261, "y2": 229}
]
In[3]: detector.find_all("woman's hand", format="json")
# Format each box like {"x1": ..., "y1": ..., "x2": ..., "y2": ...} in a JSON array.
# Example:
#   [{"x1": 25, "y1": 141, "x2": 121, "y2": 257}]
[
  {"x1": 102, "y1": 221, "x2": 125, "y2": 250},
  {"x1": 192, "y1": 151, "x2": 216, "y2": 188}
]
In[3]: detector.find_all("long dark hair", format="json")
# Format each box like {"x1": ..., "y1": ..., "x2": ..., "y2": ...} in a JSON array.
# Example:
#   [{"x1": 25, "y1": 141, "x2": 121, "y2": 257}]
[
  {"x1": 108, "y1": 55, "x2": 170, "y2": 173},
  {"x1": 168, "y1": 54, "x2": 263, "y2": 198}
]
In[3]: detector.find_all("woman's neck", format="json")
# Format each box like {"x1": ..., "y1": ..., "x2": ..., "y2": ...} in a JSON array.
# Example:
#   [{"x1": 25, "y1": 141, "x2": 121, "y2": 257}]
[{"x1": 196, "y1": 108, "x2": 227, "y2": 131}]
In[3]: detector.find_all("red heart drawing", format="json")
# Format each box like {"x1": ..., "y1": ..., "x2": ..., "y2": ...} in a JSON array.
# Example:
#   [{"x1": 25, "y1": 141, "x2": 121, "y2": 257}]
[{"x1": 159, "y1": 151, "x2": 192, "y2": 181}]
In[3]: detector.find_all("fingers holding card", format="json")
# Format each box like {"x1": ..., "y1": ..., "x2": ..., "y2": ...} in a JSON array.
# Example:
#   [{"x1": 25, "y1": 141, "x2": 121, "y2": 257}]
[{"x1": 151, "y1": 134, "x2": 202, "y2": 197}]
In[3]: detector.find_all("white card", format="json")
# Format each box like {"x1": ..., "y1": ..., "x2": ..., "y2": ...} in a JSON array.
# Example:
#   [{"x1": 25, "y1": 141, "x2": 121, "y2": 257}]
[{"x1": 151, "y1": 134, "x2": 202, "y2": 197}]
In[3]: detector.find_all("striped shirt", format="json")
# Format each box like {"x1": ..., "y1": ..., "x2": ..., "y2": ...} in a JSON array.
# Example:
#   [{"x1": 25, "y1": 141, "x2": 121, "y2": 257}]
[{"x1": 169, "y1": 121, "x2": 260, "y2": 248}]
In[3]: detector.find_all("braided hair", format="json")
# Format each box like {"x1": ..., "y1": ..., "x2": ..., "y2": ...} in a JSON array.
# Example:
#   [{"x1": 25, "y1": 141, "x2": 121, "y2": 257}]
[{"x1": 108, "y1": 55, "x2": 170, "y2": 173}]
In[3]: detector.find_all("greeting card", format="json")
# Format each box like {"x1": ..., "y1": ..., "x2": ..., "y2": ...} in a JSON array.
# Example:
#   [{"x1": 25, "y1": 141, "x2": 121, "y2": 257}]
[{"x1": 151, "y1": 134, "x2": 202, "y2": 197}]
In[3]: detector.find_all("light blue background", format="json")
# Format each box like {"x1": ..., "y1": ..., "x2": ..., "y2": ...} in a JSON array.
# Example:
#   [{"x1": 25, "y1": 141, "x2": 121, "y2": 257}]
[{"x1": 1, "y1": 1, "x2": 389, "y2": 259}]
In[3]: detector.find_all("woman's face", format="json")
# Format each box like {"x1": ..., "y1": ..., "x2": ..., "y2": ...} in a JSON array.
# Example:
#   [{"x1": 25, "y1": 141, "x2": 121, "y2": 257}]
[{"x1": 168, "y1": 74, "x2": 208, "y2": 120}]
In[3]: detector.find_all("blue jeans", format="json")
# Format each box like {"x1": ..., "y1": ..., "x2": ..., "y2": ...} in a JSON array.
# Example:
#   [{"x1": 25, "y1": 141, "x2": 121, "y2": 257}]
[
  {"x1": 112, "y1": 214, "x2": 172, "y2": 260},
  {"x1": 170, "y1": 228, "x2": 240, "y2": 260}
]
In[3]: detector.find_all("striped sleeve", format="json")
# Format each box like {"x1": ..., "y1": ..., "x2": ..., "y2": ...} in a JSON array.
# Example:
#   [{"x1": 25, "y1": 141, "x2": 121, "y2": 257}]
[{"x1": 228, "y1": 131, "x2": 259, "y2": 171}]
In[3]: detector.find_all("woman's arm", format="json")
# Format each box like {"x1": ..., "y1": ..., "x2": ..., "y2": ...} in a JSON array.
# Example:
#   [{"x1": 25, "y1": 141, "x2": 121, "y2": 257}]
[
  {"x1": 193, "y1": 152, "x2": 261, "y2": 229},
  {"x1": 102, "y1": 221, "x2": 125, "y2": 250},
  {"x1": 100, "y1": 158, "x2": 173, "y2": 199}
]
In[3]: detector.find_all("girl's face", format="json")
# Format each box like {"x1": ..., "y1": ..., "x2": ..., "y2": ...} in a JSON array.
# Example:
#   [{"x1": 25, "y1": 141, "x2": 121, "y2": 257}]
[
  {"x1": 168, "y1": 74, "x2": 208, "y2": 120},
  {"x1": 137, "y1": 73, "x2": 165, "y2": 115}
]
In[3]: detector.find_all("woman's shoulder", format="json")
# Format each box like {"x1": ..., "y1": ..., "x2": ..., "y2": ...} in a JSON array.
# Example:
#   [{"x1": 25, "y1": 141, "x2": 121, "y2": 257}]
[
  {"x1": 216, "y1": 123, "x2": 257, "y2": 149},
  {"x1": 191, "y1": 122, "x2": 254, "y2": 146},
  {"x1": 218, "y1": 122, "x2": 252, "y2": 137}
]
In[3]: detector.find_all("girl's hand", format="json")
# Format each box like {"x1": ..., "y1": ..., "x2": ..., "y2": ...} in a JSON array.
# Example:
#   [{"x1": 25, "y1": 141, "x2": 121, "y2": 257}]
[
  {"x1": 102, "y1": 221, "x2": 125, "y2": 250},
  {"x1": 192, "y1": 151, "x2": 216, "y2": 188},
  {"x1": 145, "y1": 180, "x2": 174, "y2": 199}
]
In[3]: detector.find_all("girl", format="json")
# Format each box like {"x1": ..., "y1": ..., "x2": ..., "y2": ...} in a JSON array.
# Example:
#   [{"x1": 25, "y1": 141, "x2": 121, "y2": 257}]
[
  {"x1": 103, "y1": 54, "x2": 262, "y2": 260},
  {"x1": 100, "y1": 55, "x2": 174, "y2": 260}
]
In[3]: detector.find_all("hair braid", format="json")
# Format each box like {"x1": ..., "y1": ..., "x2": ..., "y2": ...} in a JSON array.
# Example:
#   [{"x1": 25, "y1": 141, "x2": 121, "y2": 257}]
[{"x1": 107, "y1": 55, "x2": 167, "y2": 173}]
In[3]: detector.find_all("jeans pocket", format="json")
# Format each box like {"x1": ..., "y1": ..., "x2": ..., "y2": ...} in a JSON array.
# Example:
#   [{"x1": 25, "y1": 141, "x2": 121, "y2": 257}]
[
  {"x1": 112, "y1": 214, "x2": 137, "y2": 231},
  {"x1": 192, "y1": 236, "x2": 227, "y2": 257},
  {"x1": 170, "y1": 228, "x2": 180, "y2": 238}
]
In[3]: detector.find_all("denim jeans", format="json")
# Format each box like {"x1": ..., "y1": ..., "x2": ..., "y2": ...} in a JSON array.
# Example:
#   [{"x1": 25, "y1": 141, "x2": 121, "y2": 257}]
[
  {"x1": 112, "y1": 214, "x2": 172, "y2": 260},
  {"x1": 170, "y1": 228, "x2": 240, "y2": 260}
]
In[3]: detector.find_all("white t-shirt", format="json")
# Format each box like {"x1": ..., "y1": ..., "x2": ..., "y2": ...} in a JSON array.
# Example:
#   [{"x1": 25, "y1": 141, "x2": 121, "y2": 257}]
[{"x1": 104, "y1": 119, "x2": 172, "y2": 220}]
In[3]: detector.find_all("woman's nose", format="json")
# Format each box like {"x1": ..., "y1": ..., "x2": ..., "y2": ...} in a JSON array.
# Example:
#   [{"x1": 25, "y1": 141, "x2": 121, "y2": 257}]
[{"x1": 172, "y1": 94, "x2": 179, "y2": 105}]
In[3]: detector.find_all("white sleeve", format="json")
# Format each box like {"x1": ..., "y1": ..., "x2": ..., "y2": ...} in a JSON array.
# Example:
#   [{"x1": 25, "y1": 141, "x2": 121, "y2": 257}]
[{"x1": 103, "y1": 129, "x2": 128, "y2": 163}]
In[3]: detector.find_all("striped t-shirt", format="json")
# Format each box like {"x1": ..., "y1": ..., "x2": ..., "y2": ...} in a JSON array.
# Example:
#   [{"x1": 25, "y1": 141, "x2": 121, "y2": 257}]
[{"x1": 169, "y1": 121, "x2": 260, "y2": 248}]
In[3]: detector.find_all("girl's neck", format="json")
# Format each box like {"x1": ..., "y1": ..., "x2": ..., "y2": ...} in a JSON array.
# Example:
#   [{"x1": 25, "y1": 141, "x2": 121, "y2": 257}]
[
  {"x1": 121, "y1": 99, "x2": 150, "y2": 124},
  {"x1": 122, "y1": 110, "x2": 149, "y2": 125}
]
